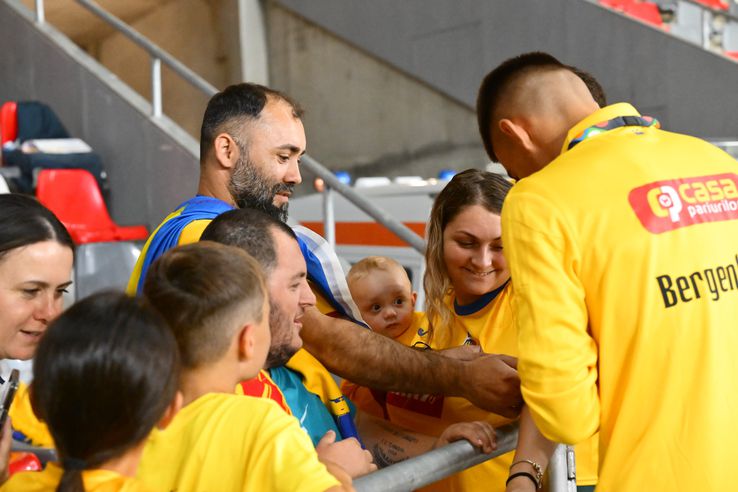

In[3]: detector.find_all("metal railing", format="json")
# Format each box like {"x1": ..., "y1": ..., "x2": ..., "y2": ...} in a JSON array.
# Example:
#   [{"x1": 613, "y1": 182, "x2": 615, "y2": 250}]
[
  {"x1": 31, "y1": 0, "x2": 426, "y2": 253},
  {"x1": 354, "y1": 424, "x2": 576, "y2": 492},
  {"x1": 301, "y1": 156, "x2": 426, "y2": 253}
]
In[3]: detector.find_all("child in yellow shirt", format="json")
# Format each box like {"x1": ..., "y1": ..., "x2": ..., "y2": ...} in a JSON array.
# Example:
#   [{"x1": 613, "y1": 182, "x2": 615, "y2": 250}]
[
  {"x1": 138, "y1": 242, "x2": 355, "y2": 492},
  {"x1": 2, "y1": 292, "x2": 180, "y2": 492}
]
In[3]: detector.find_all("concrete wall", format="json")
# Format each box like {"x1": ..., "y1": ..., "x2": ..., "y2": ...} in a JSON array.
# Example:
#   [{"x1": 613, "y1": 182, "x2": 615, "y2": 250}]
[
  {"x1": 86, "y1": 0, "x2": 242, "y2": 138},
  {"x1": 267, "y1": 2, "x2": 487, "y2": 185},
  {"x1": 0, "y1": 0, "x2": 200, "y2": 228},
  {"x1": 276, "y1": 0, "x2": 738, "y2": 139}
]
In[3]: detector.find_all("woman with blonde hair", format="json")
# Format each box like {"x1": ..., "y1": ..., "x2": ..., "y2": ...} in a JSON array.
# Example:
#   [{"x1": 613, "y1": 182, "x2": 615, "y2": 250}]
[{"x1": 384, "y1": 169, "x2": 598, "y2": 492}]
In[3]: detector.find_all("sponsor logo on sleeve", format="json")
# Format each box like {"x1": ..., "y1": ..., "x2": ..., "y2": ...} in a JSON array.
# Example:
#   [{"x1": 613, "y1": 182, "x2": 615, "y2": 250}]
[{"x1": 628, "y1": 173, "x2": 738, "y2": 233}]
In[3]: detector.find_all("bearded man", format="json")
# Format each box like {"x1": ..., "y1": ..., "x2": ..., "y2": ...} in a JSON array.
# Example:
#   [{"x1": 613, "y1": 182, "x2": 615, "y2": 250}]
[{"x1": 126, "y1": 83, "x2": 522, "y2": 424}]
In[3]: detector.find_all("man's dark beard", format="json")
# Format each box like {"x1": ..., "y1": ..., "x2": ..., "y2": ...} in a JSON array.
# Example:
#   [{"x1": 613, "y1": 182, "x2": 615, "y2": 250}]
[
  {"x1": 229, "y1": 153, "x2": 293, "y2": 222},
  {"x1": 264, "y1": 300, "x2": 299, "y2": 369}
]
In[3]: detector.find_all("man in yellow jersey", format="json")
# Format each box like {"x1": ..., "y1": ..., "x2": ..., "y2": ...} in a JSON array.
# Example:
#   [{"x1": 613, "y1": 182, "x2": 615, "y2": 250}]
[
  {"x1": 127, "y1": 82, "x2": 523, "y2": 418},
  {"x1": 477, "y1": 52, "x2": 738, "y2": 491}
]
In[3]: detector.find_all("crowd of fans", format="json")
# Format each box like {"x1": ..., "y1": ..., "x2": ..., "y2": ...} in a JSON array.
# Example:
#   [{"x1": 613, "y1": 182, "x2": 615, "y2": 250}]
[{"x1": 0, "y1": 50, "x2": 735, "y2": 492}]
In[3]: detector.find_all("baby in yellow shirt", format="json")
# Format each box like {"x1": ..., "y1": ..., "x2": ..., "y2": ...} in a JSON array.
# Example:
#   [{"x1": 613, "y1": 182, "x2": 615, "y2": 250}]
[{"x1": 346, "y1": 256, "x2": 420, "y2": 341}]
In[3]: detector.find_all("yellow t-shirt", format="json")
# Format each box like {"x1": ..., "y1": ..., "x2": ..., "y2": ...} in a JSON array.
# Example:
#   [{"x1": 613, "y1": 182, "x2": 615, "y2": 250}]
[
  {"x1": 8, "y1": 383, "x2": 53, "y2": 448},
  {"x1": 1, "y1": 462, "x2": 151, "y2": 491},
  {"x1": 137, "y1": 392, "x2": 340, "y2": 492},
  {"x1": 502, "y1": 103, "x2": 738, "y2": 491}
]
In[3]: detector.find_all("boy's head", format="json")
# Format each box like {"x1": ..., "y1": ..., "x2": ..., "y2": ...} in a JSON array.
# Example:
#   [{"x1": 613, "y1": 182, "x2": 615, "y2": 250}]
[
  {"x1": 143, "y1": 241, "x2": 270, "y2": 380},
  {"x1": 347, "y1": 256, "x2": 416, "y2": 338}
]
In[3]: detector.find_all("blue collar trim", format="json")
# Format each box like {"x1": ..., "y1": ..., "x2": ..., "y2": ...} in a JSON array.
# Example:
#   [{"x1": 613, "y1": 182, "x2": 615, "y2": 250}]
[{"x1": 453, "y1": 280, "x2": 508, "y2": 316}]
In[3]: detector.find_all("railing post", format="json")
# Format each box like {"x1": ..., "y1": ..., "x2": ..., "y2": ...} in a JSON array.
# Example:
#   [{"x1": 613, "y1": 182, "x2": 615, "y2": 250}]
[
  {"x1": 323, "y1": 185, "x2": 336, "y2": 249},
  {"x1": 35, "y1": 0, "x2": 45, "y2": 23},
  {"x1": 701, "y1": 8, "x2": 712, "y2": 49},
  {"x1": 151, "y1": 57, "x2": 163, "y2": 118},
  {"x1": 547, "y1": 445, "x2": 577, "y2": 492}
]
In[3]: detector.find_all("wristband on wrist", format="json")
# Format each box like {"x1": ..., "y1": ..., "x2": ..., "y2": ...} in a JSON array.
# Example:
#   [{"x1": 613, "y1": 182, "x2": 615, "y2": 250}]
[
  {"x1": 510, "y1": 459, "x2": 543, "y2": 489},
  {"x1": 506, "y1": 471, "x2": 539, "y2": 489}
]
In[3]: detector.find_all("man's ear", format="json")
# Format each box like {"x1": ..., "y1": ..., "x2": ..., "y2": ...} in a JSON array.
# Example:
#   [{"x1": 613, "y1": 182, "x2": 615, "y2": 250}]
[
  {"x1": 212, "y1": 132, "x2": 241, "y2": 171},
  {"x1": 237, "y1": 323, "x2": 256, "y2": 361},
  {"x1": 498, "y1": 118, "x2": 535, "y2": 153},
  {"x1": 157, "y1": 391, "x2": 183, "y2": 430}
]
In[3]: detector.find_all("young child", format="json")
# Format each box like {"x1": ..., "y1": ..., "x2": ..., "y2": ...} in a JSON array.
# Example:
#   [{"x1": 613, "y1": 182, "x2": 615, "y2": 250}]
[
  {"x1": 2, "y1": 292, "x2": 180, "y2": 492},
  {"x1": 346, "y1": 256, "x2": 423, "y2": 343},
  {"x1": 137, "y1": 241, "x2": 354, "y2": 492}
]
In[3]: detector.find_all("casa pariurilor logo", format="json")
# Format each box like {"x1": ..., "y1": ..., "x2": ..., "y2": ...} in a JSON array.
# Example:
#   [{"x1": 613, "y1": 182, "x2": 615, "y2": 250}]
[{"x1": 628, "y1": 173, "x2": 738, "y2": 233}]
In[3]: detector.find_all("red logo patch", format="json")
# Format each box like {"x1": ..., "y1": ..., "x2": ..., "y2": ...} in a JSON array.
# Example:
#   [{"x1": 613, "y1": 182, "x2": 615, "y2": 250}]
[
  {"x1": 628, "y1": 173, "x2": 738, "y2": 233},
  {"x1": 386, "y1": 392, "x2": 444, "y2": 418}
]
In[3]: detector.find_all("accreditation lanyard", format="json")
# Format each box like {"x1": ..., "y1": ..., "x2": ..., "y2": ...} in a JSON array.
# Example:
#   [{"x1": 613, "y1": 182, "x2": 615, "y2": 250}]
[{"x1": 567, "y1": 115, "x2": 660, "y2": 151}]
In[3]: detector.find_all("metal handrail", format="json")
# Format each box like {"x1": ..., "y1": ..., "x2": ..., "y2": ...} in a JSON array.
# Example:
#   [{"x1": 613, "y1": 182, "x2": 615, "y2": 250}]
[
  {"x1": 354, "y1": 424, "x2": 519, "y2": 492},
  {"x1": 301, "y1": 156, "x2": 426, "y2": 253},
  {"x1": 354, "y1": 424, "x2": 576, "y2": 492},
  {"x1": 30, "y1": 0, "x2": 426, "y2": 252}
]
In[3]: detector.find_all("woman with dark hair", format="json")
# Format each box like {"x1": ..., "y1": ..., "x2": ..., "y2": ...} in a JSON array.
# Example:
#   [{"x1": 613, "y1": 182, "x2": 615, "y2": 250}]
[
  {"x1": 3, "y1": 292, "x2": 181, "y2": 492},
  {"x1": 0, "y1": 194, "x2": 76, "y2": 480},
  {"x1": 0, "y1": 194, "x2": 75, "y2": 362},
  {"x1": 384, "y1": 170, "x2": 597, "y2": 491}
]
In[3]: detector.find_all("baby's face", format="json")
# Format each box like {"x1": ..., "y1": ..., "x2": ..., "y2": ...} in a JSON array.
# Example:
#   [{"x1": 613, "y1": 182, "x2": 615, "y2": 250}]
[{"x1": 350, "y1": 268, "x2": 415, "y2": 339}]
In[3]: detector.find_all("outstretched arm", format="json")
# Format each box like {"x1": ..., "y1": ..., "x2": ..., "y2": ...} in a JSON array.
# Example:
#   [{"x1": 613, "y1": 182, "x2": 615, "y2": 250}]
[{"x1": 300, "y1": 307, "x2": 522, "y2": 417}]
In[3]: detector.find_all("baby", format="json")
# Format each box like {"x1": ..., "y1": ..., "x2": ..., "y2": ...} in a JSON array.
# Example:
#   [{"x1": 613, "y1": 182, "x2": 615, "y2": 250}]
[{"x1": 347, "y1": 256, "x2": 419, "y2": 340}]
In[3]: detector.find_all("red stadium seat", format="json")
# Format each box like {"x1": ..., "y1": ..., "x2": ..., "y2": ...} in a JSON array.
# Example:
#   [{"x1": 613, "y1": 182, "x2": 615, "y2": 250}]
[
  {"x1": 36, "y1": 169, "x2": 148, "y2": 244},
  {"x1": 600, "y1": 0, "x2": 636, "y2": 10},
  {"x1": 600, "y1": 1, "x2": 665, "y2": 28},
  {"x1": 693, "y1": 0, "x2": 729, "y2": 11},
  {"x1": 624, "y1": 2, "x2": 664, "y2": 27},
  {"x1": 726, "y1": 51, "x2": 738, "y2": 60},
  {"x1": 0, "y1": 101, "x2": 18, "y2": 146}
]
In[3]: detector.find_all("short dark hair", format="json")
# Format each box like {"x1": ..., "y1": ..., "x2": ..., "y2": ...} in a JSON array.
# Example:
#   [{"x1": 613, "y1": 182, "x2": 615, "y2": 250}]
[
  {"x1": 200, "y1": 208, "x2": 297, "y2": 275},
  {"x1": 476, "y1": 52, "x2": 566, "y2": 162},
  {"x1": 568, "y1": 66, "x2": 607, "y2": 107},
  {"x1": 143, "y1": 241, "x2": 267, "y2": 369},
  {"x1": 0, "y1": 193, "x2": 74, "y2": 262},
  {"x1": 199, "y1": 83, "x2": 304, "y2": 162},
  {"x1": 31, "y1": 292, "x2": 179, "y2": 489}
]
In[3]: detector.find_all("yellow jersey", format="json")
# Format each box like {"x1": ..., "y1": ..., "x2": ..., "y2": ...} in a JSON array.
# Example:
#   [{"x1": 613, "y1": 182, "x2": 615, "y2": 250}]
[
  {"x1": 137, "y1": 393, "x2": 340, "y2": 492},
  {"x1": 2, "y1": 462, "x2": 151, "y2": 491},
  {"x1": 8, "y1": 383, "x2": 53, "y2": 448},
  {"x1": 502, "y1": 103, "x2": 738, "y2": 491}
]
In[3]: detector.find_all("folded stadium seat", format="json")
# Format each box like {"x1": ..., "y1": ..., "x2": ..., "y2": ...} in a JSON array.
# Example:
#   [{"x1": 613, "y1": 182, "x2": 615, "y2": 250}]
[
  {"x1": 36, "y1": 169, "x2": 148, "y2": 244},
  {"x1": 694, "y1": 0, "x2": 729, "y2": 10},
  {"x1": 0, "y1": 101, "x2": 18, "y2": 147},
  {"x1": 624, "y1": 2, "x2": 665, "y2": 27},
  {"x1": 600, "y1": 0, "x2": 635, "y2": 9}
]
